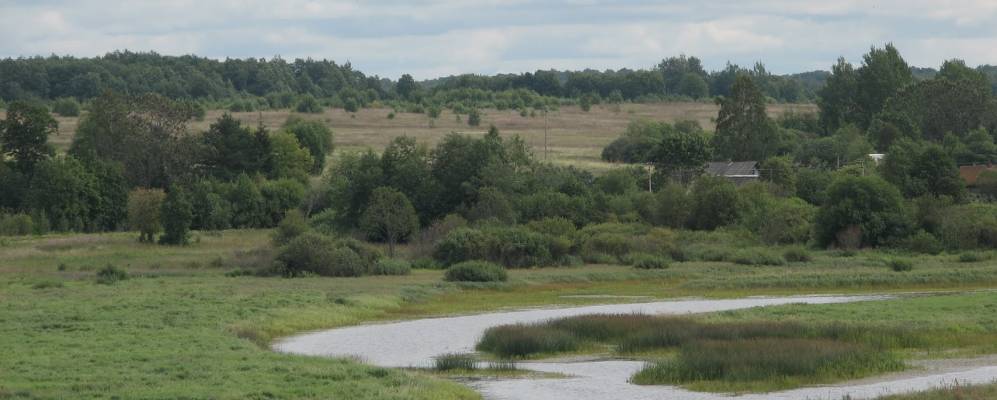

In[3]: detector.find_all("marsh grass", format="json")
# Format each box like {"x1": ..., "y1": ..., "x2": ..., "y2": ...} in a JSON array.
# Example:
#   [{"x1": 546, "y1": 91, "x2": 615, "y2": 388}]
[
  {"x1": 433, "y1": 353, "x2": 478, "y2": 371},
  {"x1": 478, "y1": 313, "x2": 923, "y2": 391},
  {"x1": 631, "y1": 338, "x2": 904, "y2": 391}
]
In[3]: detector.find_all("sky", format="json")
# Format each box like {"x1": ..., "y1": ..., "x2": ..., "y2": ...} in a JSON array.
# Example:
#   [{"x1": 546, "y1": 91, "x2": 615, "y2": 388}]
[{"x1": 3, "y1": 0, "x2": 997, "y2": 80}]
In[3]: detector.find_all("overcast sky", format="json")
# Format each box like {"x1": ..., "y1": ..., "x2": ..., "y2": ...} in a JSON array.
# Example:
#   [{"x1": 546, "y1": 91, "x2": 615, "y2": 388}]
[{"x1": 3, "y1": 0, "x2": 997, "y2": 80}]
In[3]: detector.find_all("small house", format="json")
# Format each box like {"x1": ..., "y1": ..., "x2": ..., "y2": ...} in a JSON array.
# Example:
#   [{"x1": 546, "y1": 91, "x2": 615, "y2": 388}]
[{"x1": 704, "y1": 161, "x2": 759, "y2": 186}]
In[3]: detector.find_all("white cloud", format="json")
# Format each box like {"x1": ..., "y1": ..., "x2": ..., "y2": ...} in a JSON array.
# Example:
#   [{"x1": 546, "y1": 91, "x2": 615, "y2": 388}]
[{"x1": 1, "y1": 0, "x2": 996, "y2": 78}]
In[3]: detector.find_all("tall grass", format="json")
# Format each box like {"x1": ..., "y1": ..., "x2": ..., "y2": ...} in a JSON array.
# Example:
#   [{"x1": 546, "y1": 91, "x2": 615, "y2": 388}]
[
  {"x1": 478, "y1": 313, "x2": 920, "y2": 390},
  {"x1": 631, "y1": 338, "x2": 903, "y2": 387}
]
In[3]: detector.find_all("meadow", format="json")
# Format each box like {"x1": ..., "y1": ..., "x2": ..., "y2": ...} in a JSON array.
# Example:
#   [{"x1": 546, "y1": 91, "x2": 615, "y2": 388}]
[
  {"x1": 1, "y1": 227, "x2": 995, "y2": 398},
  {"x1": 3, "y1": 102, "x2": 815, "y2": 172}
]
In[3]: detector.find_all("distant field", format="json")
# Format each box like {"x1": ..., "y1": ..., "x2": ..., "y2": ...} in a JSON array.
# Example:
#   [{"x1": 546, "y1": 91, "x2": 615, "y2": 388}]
[{"x1": 4, "y1": 102, "x2": 815, "y2": 172}]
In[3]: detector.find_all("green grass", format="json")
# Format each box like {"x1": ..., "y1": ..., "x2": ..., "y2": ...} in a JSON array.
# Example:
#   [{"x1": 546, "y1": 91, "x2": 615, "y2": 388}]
[
  {"x1": 876, "y1": 383, "x2": 997, "y2": 399},
  {"x1": 632, "y1": 338, "x2": 903, "y2": 393},
  {"x1": 1, "y1": 230, "x2": 996, "y2": 398}
]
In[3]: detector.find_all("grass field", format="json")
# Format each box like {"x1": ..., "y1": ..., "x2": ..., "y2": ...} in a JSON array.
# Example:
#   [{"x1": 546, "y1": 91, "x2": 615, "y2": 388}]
[
  {"x1": 2, "y1": 229, "x2": 995, "y2": 398},
  {"x1": 5, "y1": 102, "x2": 815, "y2": 172}
]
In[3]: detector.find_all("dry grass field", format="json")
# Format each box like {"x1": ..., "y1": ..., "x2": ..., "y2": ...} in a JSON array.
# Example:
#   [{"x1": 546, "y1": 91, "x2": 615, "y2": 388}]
[{"x1": 5, "y1": 102, "x2": 815, "y2": 172}]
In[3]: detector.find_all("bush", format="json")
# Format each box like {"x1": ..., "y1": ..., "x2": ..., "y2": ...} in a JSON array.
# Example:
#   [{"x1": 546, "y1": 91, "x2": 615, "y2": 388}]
[
  {"x1": 816, "y1": 175, "x2": 911, "y2": 248},
  {"x1": 467, "y1": 108, "x2": 481, "y2": 126},
  {"x1": 958, "y1": 252, "x2": 991, "y2": 263},
  {"x1": 51, "y1": 97, "x2": 81, "y2": 117},
  {"x1": 729, "y1": 249, "x2": 785, "y2": 266},
  {"x1": 630, "y1": 254, "x2": 669, "y2": 269},
  {"x1": 434, "y1": 227, "x2": 490, "y2": 266},
  {"x1": 783, "y1": 247, "x2": 812, "y2": 263},
  {"x1": 272, "y1": 209, "x2": 309, "y2": 246},
  {"x1": 937, "y1": 204, "x2": 997, "y2": 250},
  {"x1": 898, "y1": 230, "x2": 944, "y2": 255},
  {"x1": 295, "y1": 95, "x2": 323, "y2": 113},
  {"x1": 96, "y1": 264, "x2": 128, "y2": 284},
  {"x1": 276, "y1": 233, "x2": 367, "y2": 277},
  {"x1": 691, "y1": 176, "x2": 742, "y2": 230},
  {"x1": 411, "y1": 257, "x2": 441, "y2": 269},
  {"x1": 0, "y1": 213, "x2": 34, "y2": 236},
  {"x1": 581, "y1": 232, "x2": 632, "y2": 263},
  {"x1": 444, "y1": 261, "x2": 507, "y2": 282},
  {"x1": 887, "y1": 258, "x2": 913, "y2": 272},
  {"x1": 368, "y1": 258, "x2": 411, "y2": 276},
  {"x1": 483, "y1": 226, "x2": 553, "y2": 268}
]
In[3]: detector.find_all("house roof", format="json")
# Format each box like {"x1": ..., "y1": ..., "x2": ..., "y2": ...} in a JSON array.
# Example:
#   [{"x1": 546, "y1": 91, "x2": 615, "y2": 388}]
[
  {"x1": 960, "y1": 164, "x2": 997, "y2": 187},
  {"x1": 705, "y1": 161, "x2": 759, "y2": 177}
]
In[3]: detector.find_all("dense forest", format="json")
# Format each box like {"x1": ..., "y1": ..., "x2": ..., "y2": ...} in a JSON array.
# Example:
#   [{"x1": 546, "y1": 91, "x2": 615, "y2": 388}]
[
  {"x1": 1, "y1": 44, "x2": 996, "y2": 276},
  {"x1": 0, "y1": 52, "x2": 830, "y2": 109}
]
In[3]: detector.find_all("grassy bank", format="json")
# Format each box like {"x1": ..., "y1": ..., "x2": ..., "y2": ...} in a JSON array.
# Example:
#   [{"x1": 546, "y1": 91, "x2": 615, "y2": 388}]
[
  {"x1": 1, "y1": 229, "x2": 995, "y2": 398},
  {"x1": 878, "y1": 383, "x2": 997, "y2": 399}
]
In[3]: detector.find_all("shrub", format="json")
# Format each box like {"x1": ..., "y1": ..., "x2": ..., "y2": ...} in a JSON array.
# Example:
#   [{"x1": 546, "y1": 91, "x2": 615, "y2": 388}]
[
  {"x1": 159, "y1": 188, "x2": 193, "y2": 245},
  {"x1": 434, "y1": 227, "x2": 490, "y2": 266},
  {"x1": 433, "y1": 353, "x2": 478, "y2": 371},
  {"x1": 937, "y1": 204, "x2": 997, "y2": 250},
  {"x1": 51, "y1": 97, "x2": 81, "y2": 117},
  {"x1": 816, "y1": 175, "x2": 911, "y2": 248},
  {"x1": 467, "y1": 108, "x2": 481, "y2": 126},
  {"x1": 729, "y1": 249, "x2": 785, "y2": 266},
  {"x1": 580, "y1": 232, "x2": 632, "y2": 262},
  {"x1": 691, "y1": 176, "x2": 742, "y2": 230},
  {"x1": 958, "y1": 252, "x2": 991, "y2": 263},
  {"x1": 96, "y1": 264, "x2": 128, "y2": 284},
  {"x1": 411, "y1": 257, "x2": 441, "y2": 269},
  {"x1": 631, "y1": 254, "x2": 669, "y2": 269},
  {"x1": 368, "y1": 258, "x2": 411, "y2": 276},
  {"x1": 887, "y1": 258, "x2": 913, "y2": 272},
  {"x1": 526, "y1": 217, "x2": 576, "y2": 237},
  {"x1": 898, "y1": 230, "x2": 944, "y2": 255},
  {"x1": 0, "y1": 213, "x2": 34, "y2": 236},
  {"x1": 444, "y1": 261, "x2": 507, "y2": 282},
  {"x1": 295, "y1": 94, "x2": 323, "y2": 113},
  {"x1": 483, "y1": 226, "x2": 553, "y2": 268},
  {"x1": 783, "y1": 247, "x2": 812, "y2": 263},
  {"x1": 411, "y1": 214, "x2": 467, "y2": 258},
  {"x1": 272, "y1": 209, "x2": 309, "y2": 246},
  {"x1": 276, "y1": 233, "x2": 366, "y2": 277}
]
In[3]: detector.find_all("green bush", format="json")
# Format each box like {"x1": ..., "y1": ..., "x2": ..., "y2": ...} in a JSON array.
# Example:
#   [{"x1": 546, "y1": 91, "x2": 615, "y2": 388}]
[
  {"x1": 276, "y1": 233, "x2": 367, "y2": 277},
  {"x1": 51, "y1": 97, "x2": 81, "y2": 117},
  {"x1": 272, "y1": 209, "x2": 309, "y2": 246},
  {"x1": 937, "y1": 204, "x2": 997, "y2": 250},
  {"x1": 433, "y1": 227, "x2": 490, "y2": 266},
  {"x1": 887, "y1": 258, "x2": 913, "y2": 272},
  {"x1": 295, "y1": 95, "x2": 323, "y2": 113},
  {"x1": 580, "y1": 232, "x2": 633, "y2": 262},
  {"x1": 729, "y1": 249, "x2": 786, "y2": 266},
  {"x1": 368, "y1": 258, "x2": 411, "y2": 276},
  {"x1": 898, "y1": 230, "x2": 944, "y2": 255},
  {"x1": 411, "y1": 257, "x2": 442, "y2": 269},
  {"x1": 630, "y1": 254, "x2": 669, "y2": 269},
  {"x1": 783, "y1": 247, "x2": 812, "y2": 263},
  {"x1": 96, "y1": 264, "x2": 128, "y2": 285},
  {"x1": 483, "y1": 226, "x2": 553, "y2": 268},
  {"x1": 444, "y1": 261, "x2": 507, "y2": 282},
  {"x1": 816, "y1": 175, "x2": 911, "y2": 248},
  {"x1": 958, "y1": 252, "x2": 991, "y2": 263},
  {"x1": 0, "y1": 213, "x2": 34, "y2": 236}
]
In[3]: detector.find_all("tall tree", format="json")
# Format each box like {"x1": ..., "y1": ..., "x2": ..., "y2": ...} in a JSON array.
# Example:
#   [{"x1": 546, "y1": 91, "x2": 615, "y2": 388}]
[
  {"x1": 0, "y1": 101, "x2": 57, "y2": 173},
  {"x1": 395, "y1": 73, "x2": 419, "y2": 100},
  {"x1": 817, "y1": 57, "x2": 859, "y2": 135},
  {"x1": 713, "y1": 75, "x2": 779, "y2": 161},
  {"x1": 855, "y1": 44, "x2": 913, "y2": 129},
  {"x1": 360, "y1": 187, "x2": 419, "y2": 256}
]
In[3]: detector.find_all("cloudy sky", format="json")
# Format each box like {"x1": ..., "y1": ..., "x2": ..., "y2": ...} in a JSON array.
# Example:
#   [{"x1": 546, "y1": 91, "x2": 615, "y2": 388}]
[{"x1": 2, "y1": 0, "x2": 997, "y2": 79}]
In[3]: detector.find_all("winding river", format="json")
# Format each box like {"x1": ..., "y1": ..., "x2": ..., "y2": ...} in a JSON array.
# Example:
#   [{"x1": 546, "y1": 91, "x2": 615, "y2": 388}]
[{"x1": 274, "y1": 295, "x2": 997, "y2": 400}]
